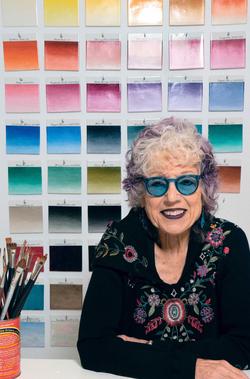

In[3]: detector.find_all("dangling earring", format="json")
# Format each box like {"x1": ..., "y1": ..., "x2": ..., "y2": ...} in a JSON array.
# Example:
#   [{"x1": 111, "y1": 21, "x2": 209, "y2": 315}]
[{"x1": 200, "y1": 209, "x2": 205, "y2": 229}]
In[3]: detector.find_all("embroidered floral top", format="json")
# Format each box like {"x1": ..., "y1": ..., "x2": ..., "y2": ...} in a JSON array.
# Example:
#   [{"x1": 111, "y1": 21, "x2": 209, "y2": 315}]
[{"x1": 77, "y1": 208, "x2": 250, "y2": 379}]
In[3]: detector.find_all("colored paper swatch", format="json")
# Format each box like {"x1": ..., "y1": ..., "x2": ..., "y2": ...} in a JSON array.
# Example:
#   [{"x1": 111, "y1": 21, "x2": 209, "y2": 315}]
[
  {"x1": 5, "y1": 84, "x2": 40, "y2": 113},
  {"x1": 88, "y1": 205, "x2": 121, "y2": 233},
  {"x1": 210, "y1": 38, "x2": 246, "y2": 69},
  {"x1": 46, "y1": 84, "x2": 81, "y2": 113},
  {"x1": 128, "y1": 36, "x2": 162, "y2": 70},
  {"x1": 87, "y1": 125, "x2": 121, "y2": 154},
  {"x1": 48, "y1": 167, "x2": 81, "y2": 194},
  {"x1": 50, "y1": 245, "x2": 82, "y2": 272},
  {"x1": 45, "y1": 41, "x2": 79, "y2": 71},
  {"x1": 50, "y1": 284, "x2": 82, "y2": 310},
  {"x1": 3, "y1": 41, "x2": 39, "y2": 71},
  {"x1": 9, "y1": 206, "x2": 43, "y2": 233},
  {"x1": 169, "y1": 0, "x2": 204, "y2": 25},
  {"x1": 6, "y1": 125, "x2": 40, "y2": 155},
  {"x1": 208, "y1": 124, "x2": 242, "y2": 153},
  {"x1": 8, "y1": 167, "x2": 42, "y2": 195},
  {"x1": 86, "y1": 40, "x2": 121, "y2": 70},
  {"x1": 128, "y1": 0, "x2": 163, "y2": 26},
  {"x1": 1, "y1": 0, "x2": 37, "y2": 26},
  {"x1": 23, "y1": 284, "x2": 44, "y2": 310},
  {"x1": 127, "y1": 83, "x2": 162, "y2": 112},
  {"x1": 87, "y1": 84, "x2": 121, "y2": 113},
  {"x1": 51, "y1": 319, "x2": 79, "y2": 347},
  {"x1": 127, "y1": 125, "x2": 145, "y2": 147},
  {"x1": 88, "y1": 245, "x2": 96, "y2": 271},
  {"x1": 169, "y1": 34, "x2": 204, "y2": 70},
  {"x1": 44, "y1": 0, "x2": 79, "y2": 26},
  {"x1": 209, "y1": 82, "x2": 244, "y2": 111},
  {"x1": 85, "y1": 0, "x2": 120, "y2": 26},
  {"x1": 87, "y1": 167, "x2": 121, "y2": 194},
  {"x1": 16, "y1": 246, "x2": 44, "y2": 272},
  {"x1": 48, "y1": 206, "x2": 82, "y2": 233},
  {"x1": 218, "y1": 166, "x2": 241, "y2": 193},
  {"x1": 46, "y1": 126, "x2": 81, "y2": 154},
  {"x1": 21, "y1": 321, "x2": 45, "y2": 348},
  {"x1": 212, "y1": 0, "x2": 247, "y2": 24},
  {"x1": 168, "y1": 82, "x2": 203, "y2": 111},
  {"x1": 195, "y1": 124, "x2": 202, "y2": 134}
]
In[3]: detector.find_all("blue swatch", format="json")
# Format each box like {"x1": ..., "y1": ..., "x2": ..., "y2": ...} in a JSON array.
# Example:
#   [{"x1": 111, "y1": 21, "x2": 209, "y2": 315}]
[
  {"x1": 21, "y1": 321, "x2": 45, "y2": 347},
  {"x1": 23, "y1": 284, "x2": 44, "y2": 310},
  {"x1": 209, "y1": 82, "x2": 244, "y2": 111},
  {"x1": 6, "y1": 125, "x2": 40, "y2": 154},
  {"x1": 127, "y1": 125, "x2": 145, "y2": 148},
  {"x1": 168, "y1": 82, "x2": 203, "y2": 111},
  {"x1": 47, "y1": 126, "x2": 81, "y2": 154},
  {"x1": 87, "y1": 124, "x2": 121, "y2": 154}
]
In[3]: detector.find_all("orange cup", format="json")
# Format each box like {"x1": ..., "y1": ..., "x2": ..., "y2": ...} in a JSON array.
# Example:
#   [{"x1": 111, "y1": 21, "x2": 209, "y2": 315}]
[{"x1": 0, "y1": 317, "x2": 21, "y2": 379}]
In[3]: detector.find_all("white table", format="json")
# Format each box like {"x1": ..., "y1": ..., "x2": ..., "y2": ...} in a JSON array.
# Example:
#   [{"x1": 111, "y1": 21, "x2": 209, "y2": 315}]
[{"x1": 20, "y1": 359, "x2": 250, "y2": 379}]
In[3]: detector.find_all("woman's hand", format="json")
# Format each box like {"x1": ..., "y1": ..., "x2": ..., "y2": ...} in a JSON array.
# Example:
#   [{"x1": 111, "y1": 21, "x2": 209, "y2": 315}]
[
  {"x1": 195, "y1": 358, "x2": 248, "y2": 379},
  {"x1": 117, "y1": 334, "x2": 151, "y2": 344}
]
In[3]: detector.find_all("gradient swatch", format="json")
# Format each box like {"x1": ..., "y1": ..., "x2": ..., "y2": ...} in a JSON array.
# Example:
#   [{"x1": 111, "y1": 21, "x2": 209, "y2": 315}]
[
  {"x1": 218, "y1": 166, "x2": 241, "y2": 193},
  {"x1": 45, "y1": 41, "x2": 79, "y2": 71},
  {"x1": 5, "y1": 84, "x2": 40, "y2": 113},
  {"x1": 210, "y1": 38, "x2": 246, "y2": 69},
  {"x1": 9, "y1": 206, "x2": 43, "y2": 233},
  {"x1": 87, "y1": 124, "x2": 121, "y2": 154},
  {"x1": 85, "y1": 0, "x2": 120, "y2": 26},
  {"x1": 46, "y1": 84, "x2": 81, "y2": 113},
  {"x1": 87, "y1": 84, "x2": 121, "y2": 112},
  {"x1": 47, "y1": 126, "x2": 81, "y2": 154},
  {"x1": 44, "y1": 0, "x2": 79, "y2": 26},
  {"x1": 88, "y1": 205, "x2": 121, "y2": 233},
  {"x1": 8, "y1": 167, "x2": 42, "y2": 195},
  {"x1": 128, "y1": 0, "x2": 162, "y2": 25},
  {"x1": 208, "y1": 123, "x2": 242, "y2": 153},
  {"x1": 168, "y1": 82, "x2": 203, "y2": 111},
  {"x1": 169, "y1": 0, "x2": 204, "y2": 25},
  {"x1": 127, "y1": 83, "x2": 162, "y2": 112},
  {"x1": 127, "y1": 125, "x2": 145, "y2": 147},
  {"x1": 3, "y1": 41, "x2": 39, "y2": 71},
  {"x1": 209, "y1": 82, "x2": 244, "y2": 111},
  {"x1": 212, "y1": 0, "x2": 247, "y2": 24},
  {"x1": 50, "y1": 284, "x2": 82, "y2": 310},
  {"x1": 21, "y1": 321, "x2": 45, "y2": 348},
  {"x1": 1, "y1": 0, "x2": 37, "y2": 26},
  {"x1": 48, "y1": 166, "x2": 81, "y2": 194},
  {"x1": 87, "y1": 167, "x2": 121, "y2": 194},
  {"x1": 6, "y1": 125, "x2": 40, "y2": 154},
  {"x1": 48, "y1": 206, "x2": 82, "y2": 233},
  {"x1": 128, "y1": 35, "x2": 162, "y2": 69},
  {"x1": 51, "y1": 319, "x2": 79, "y2": 347},
  {"x1": 169, "y1": 34, "x2": 204, "y2": 69},
  {"x1": 86, "y1": 40, "x2": 121, "y2": 70},
  {"x1": 50, "y1": 245, "x2": 82, "y2": 272},
  {"x1": 23, "y1": 284, "x2": 44, "y2": 310}
]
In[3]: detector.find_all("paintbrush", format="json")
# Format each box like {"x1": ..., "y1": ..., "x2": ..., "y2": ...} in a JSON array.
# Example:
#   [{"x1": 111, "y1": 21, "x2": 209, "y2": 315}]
[{"x1": 0, "y1": 258, "x2": 7, "y2": 309}]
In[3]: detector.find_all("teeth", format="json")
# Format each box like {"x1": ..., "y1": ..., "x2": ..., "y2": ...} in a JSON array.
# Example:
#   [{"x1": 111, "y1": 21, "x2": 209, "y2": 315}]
[{"x1": 163, "y1": 210, "x2": 185, "y2": 216}]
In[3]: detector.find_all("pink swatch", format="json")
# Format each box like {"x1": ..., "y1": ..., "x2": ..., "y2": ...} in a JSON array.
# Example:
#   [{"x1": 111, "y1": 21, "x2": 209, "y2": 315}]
[
  {"x1": 169, "y1": 38, "x2": 204, "y2": 70},
  {"x1": 211, "y1": 39, "x2": 246, "y2": 69},
  {"x1": 5, "y1": 84, "x2": 40, "y2": 113},
  {"x1": 128, "y1": 38, "x2": 162, "y2": 69},
  {"x1": 46, "y1": 83, "x2": 81, "y2": 112},
  {"x1": 86, "y1": 41, "x2": 121, "y2": 70},
  {"x1": 87, "y1": 84, "x2": 121, "y2": 112}
]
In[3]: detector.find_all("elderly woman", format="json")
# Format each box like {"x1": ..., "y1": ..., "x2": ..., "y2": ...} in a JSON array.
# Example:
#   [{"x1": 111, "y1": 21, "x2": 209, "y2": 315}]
[{"x1": 77, "y1": 118, "x2": 250, "y2": 379}]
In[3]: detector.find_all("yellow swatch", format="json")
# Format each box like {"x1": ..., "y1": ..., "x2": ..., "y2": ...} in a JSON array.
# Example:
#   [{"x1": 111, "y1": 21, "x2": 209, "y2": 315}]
[
  {"x1": 44, "y1": 0, "x2": 79, "y2": 26},
  {"x1": 86, "y1": 0, "x2": 120, "y2": 26}
]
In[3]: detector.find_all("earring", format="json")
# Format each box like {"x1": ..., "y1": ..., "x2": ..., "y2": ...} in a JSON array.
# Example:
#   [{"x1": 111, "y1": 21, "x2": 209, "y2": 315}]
[{"x1": 200, "y1": 209, "x2": 205, "y2": 229}]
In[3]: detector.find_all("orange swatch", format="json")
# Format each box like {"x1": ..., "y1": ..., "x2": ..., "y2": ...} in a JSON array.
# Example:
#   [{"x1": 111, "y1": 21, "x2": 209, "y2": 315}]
[
  {"x1": 3, "y1": 40, "x2": 39, "y2": 71},
  {"x1": 45, "y1": 41, "x2": 79, "y2": 71}
]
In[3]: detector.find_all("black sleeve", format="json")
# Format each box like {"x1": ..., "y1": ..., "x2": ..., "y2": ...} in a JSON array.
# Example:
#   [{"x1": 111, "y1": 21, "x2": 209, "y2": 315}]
[{"x1": 77, "y1": 267, "x2": 197, "y2": 379}]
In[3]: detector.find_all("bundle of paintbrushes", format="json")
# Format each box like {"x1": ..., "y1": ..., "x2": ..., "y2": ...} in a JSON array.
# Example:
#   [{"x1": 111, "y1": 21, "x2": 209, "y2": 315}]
[{"x1": 0, "y1": 238, "x2": 47, "y2": 320}]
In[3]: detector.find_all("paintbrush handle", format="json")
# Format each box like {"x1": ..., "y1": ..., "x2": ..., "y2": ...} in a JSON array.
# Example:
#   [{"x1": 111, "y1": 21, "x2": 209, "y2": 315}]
[
  {"x1": 11, "y1": 280, "x2": 33, "y2": 318},
  {"x1": 0, "y1": 270, "x2": 22, "y2": 320}
]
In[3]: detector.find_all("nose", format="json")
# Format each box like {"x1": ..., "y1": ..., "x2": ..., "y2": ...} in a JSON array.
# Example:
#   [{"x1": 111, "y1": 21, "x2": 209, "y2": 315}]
[{"x1": 164, "y1": 182, "x2": 180, "y2": 202}]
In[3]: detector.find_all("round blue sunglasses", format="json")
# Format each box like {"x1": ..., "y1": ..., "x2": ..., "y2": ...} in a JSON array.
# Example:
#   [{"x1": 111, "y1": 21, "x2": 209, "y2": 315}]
[{"x1": 143, "y1": 174, "x2": 201, "y2": 197}]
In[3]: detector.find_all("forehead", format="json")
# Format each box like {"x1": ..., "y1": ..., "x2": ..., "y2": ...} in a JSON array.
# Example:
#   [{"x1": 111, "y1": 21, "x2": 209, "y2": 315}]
[{"x1": 146, "y1": 154, "x2": 200, "y2": 177}]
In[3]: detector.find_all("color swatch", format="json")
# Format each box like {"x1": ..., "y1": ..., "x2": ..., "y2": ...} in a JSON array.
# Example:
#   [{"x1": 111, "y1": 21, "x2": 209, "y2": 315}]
[
  {"x1": 87, "y1": 167, "x2": 121, "y2": 194},
  {"x1": 45, "y1": 41, "x2": 79, "y2": 71},
  {"x1": 212, "y1": 0, "x2": 247, "y2": 24},
  {"x1": 6, "y1": 125, "x2": 40, "y2": 154},
  {"x1": 23, "y1": 284, "x2": 44, "y2": 310},
  {"x1": 44, "y1": 0, "x2": 79, "y2": 26},
  {"x1": 127, "y1": 125, "x2": 145, "y2": 147},
  {"x1": 1, "y1": 0, "x2": 37, "y2": 26},
  {"x1": 218, "y1": 166, "x2": 241, "y2": 193},
  {"x1": 3, "y1": 41, "x2": 39, "y2": 71},
  {"x1": 87, "y1": 124, "x2": 121, "y2": 154},
  {"x1": 48, "y1": 206, "x2": 82, "y2": 233},
  {"x1": 21, "y1": 321, "x2": 45, "y2": 348},
  {"x1": 209, "y1": 81, "x2": 244, "y2": 111},
  {"x1": 168, "y1": 81, "x2": 203, "y2": 111},
  {"x1": 88, "y1": 205, "x2": 121, "y2": 233},
  {"x1": 127, "y1": 83, "x2": 162, "y2": 112},
  {"x1": 169, "y1": 33, "x2": 204, "y2": 70},
  {"x1": 87, "y1": 84, "x2": 121, "y2": 112},
  {"x1": 46, "y1": 126, "x2": 81, "y2": 154},
  {"x1": 169, "y1": 0, "x2": 204, "y2": 25},
  {"x1": 50, "y1": 284, "x2": 82, "y2": 310},
  {"x1": 50, "y1": 319, "x2": 79, "y2": 347},
  {"x1": 128, "y1": 34, "x2": 162, "y2": 70},
  {"x1": 50, "y1": 245, "x2": 82, "y2": 272},
  {"x1": 9, "y1": 206, "x2": 43, "y2": 233},
  {"x1": 48, "y1": 166, "x2": 81, "y2": 194},
  {"x1": 16, "y1": 246, "x2": 44, "y2": 272},
  {"x1": 5, "y1": 84, "x2": 40, "y2": 113},
  {"x1": 85, "y1": 0, "x2": 120, "y2": 26},
  {"x1": 86, "y1": 40, "x2": 121, "y2": 70},
  {"x1": 8, "y1": 167, "x2": 42, "y2": 195},
  {"x1": 208, "y1": 123, "x2": 243, "y2": 153},
  {"x1": 210, "y1": 36, "x2": 246, "y2": 69},
  {"x1": 128, "y1": 0, "x2": 163, "y2": 26},
  {"x1": 46, "y1": 83, "x2": 81, "y2": 113}
]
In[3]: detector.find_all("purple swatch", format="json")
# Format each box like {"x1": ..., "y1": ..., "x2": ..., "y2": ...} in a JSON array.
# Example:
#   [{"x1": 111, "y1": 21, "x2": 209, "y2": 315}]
[
  {"x1": 46, "y1": 84, "x2": 81, "y2": 113},
  {"x1": 168, "y1": 82, "x2": 203, "y2": 111},
  {"x1": 127, "y1": 83, "x2": 162, "y2": 112},
  {"x1": 87, "y1": 83, "x2": 121, "y2": 112}
]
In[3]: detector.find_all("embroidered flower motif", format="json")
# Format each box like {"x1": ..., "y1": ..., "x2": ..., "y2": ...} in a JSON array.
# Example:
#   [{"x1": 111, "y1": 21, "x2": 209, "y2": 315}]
[
  {"x1": 148, "y1": 294, "x2": 160, "y2": 307},
  {"x1": 206, "y1": 227, "x2": 225, "y2": 248},
  {"x1": 188, "y1": 293, "x2": 200, "y2": 305},
  {"x1": 134, "y1": 307, "x2": 147, "y2": 324},
  {"x1": 163, "y1": 299, "x2": 186, "y2": 326},
  {"x1": 201, "y1": 306, "x2": 214, "y2": 323},
  {"x1": 223, "y1": 247, "x2": 230, "y2": 255},
  {"x1": 123, "y1": 246, "x2": 138, "y2": 263},
  {"x1": 197, "y1": 264, "x2": 209, "y2": 278}
]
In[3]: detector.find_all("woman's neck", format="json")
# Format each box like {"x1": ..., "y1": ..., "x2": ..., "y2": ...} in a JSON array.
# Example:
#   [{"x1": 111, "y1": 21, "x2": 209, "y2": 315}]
[{"x1": 158, "y1": 229, "x2": 190, "y2": 255}]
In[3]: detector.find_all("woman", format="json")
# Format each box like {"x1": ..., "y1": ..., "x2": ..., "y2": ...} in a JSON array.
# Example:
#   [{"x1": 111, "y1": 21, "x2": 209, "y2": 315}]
[{"x1": 77, "y1": 118, "x2": 250, "y2": 379}]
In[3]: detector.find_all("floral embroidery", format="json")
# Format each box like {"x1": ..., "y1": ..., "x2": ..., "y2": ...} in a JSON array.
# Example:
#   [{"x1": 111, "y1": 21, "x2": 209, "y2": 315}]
[
  {"x1": 200, "y1": 306, "x2": 214, "y2": 323},
  {"x1": 123, "y1": 246, "x2": 138, "y2": 263},
  {"x1": 163, "y1": 299, "x2": 186, "y2": 326},
  {"x1": 134, "y1": 307, "x2": 147, "y2": 324},
  {"x1": 223, "y1": 247, "x2": 230, "y2": 254},
  {"x1": 206, "y1": 227, "x2": 225, "y2": 247},
  {"x1": 188, "y1": 293, "x2": 200, "y2": 305},
  {"x1": 148, "y1": 294, "x2": 160, "y2": 307},
  {"x1": 197, "y1": 264, "x2": 209, "y2": 277}
]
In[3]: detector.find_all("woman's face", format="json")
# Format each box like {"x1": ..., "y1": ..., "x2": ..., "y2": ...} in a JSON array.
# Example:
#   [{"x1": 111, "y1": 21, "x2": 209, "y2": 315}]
[{"x1": 143, "y1": 157, "x2": 202, "y2": 239}]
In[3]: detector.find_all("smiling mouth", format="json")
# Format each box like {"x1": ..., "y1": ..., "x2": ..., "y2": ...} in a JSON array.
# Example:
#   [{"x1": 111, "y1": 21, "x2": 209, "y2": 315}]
[{"x1": 161, "y1": 209, "x2": 186, "y2": 219}]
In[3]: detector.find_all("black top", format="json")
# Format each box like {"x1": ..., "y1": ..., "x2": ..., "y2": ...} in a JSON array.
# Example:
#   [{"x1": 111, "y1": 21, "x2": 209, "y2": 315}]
[{"x1": 77, "y1": 208, "x2": 250, "y2": 379}]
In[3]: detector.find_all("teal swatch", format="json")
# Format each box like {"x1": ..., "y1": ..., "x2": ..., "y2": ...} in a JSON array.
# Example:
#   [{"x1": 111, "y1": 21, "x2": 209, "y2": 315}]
[
  {"x1": 48, "y1": 166, "x2": 81, "y2": 194},
  {"x1": 8, "y1": 167, "x2": 42, "y2": 195},
  {"x1": 208, "y1": 124, "x2": 242, "y2": 153}
]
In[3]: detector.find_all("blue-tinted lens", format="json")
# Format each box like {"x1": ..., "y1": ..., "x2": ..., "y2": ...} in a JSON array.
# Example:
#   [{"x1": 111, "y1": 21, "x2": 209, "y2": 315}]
[
  {"x1": 145, "y1": 177, "x2": 168, "y2": 197},
  {"x1": 144, "y1": 175, "x2": 200, "y2": 197},
  {"x1": 176, "y1": 175, "x2": 199, "y2": 195}
]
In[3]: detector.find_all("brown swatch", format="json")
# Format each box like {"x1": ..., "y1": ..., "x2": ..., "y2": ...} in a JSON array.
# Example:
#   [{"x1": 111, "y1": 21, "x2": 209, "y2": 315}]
[
  {"x1": 50, "y1": 284, "x2": 82, "y2": 310},
  {"x1": 218, "y1": 166, "x2": 241, "y2": 193}
]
